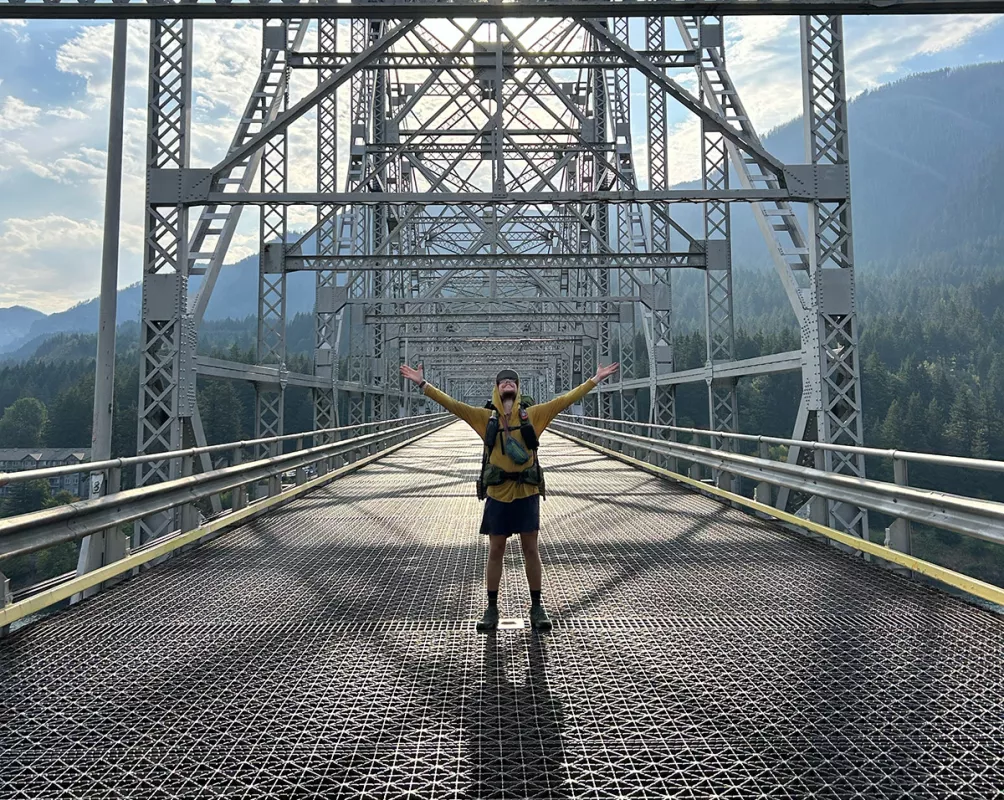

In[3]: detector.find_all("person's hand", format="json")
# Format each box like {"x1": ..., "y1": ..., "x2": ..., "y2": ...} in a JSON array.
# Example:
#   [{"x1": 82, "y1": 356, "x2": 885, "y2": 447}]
[
  {"x1": 400, "y1": 364, "x2": 425, "y2": 385},
  {"x1": 591, "y1": 362, "x2": 619, "y2": 383}
]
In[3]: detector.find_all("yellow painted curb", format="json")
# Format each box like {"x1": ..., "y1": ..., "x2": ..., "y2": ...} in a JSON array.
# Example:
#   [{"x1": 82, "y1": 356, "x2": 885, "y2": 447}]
[{"x1": 554, "y1": 428, "x2": 1004, "y2": 609}]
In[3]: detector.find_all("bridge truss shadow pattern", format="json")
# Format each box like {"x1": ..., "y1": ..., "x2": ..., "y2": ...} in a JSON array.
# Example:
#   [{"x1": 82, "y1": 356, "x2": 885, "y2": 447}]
[{"x1": 1, "y1": 424, "x2": 1002, "y2": 798}]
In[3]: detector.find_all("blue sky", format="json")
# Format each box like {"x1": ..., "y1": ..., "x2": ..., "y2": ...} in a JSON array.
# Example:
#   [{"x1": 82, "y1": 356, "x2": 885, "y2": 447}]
[{"x1": 0, "y1": 14, "x2": 1001, "y2": 313}]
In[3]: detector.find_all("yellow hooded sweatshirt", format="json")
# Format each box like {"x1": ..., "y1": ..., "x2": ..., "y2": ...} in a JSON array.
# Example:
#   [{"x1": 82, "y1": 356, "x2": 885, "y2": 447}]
[{"x1": 422, "y1": 379, "x2": 597, "y2": 503}]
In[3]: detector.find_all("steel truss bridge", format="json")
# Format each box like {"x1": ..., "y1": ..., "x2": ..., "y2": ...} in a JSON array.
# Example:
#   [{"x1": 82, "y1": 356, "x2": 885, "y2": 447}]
[{"x1": 1, "y1": 0, "x2": 1003, "y2": 797}]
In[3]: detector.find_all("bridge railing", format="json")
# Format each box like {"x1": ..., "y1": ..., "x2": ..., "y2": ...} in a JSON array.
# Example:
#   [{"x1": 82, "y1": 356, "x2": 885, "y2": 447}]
[
  {"x1": 551, "y1": 414, "x2": 1004, "y2": 605},
  {"x1": 0, "y1": 413, "x2": 449, "y2": 629}
]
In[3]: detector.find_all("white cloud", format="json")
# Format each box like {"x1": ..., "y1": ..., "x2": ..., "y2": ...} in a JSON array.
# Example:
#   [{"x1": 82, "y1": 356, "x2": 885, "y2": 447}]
[
  {"x1": 0, "y1": 216, "x2": 103, "y2": 311},
  {"x1": 0, "y1": 19, "x2": 29, "y2": 45},
  {"x1": 723, "y1": 13, "x2": 1002, "y2": 140},
  {"x1": 844, "y1": 14, "x2": 1001, "y2": 95},
  {"x1": 0, "y1": 96, "x2": 41, "y2": 131},
  {"x1": 0, "y1": 214, "x2": 145, "y2": 311},
  {"x1": 0, "y1": 214, "x2": 103, "y2": 254},
  {"x1": 23, "y1": 150, "x2": 106, "y2": 185},
  {"x1": 46, "y1": 107, "x2": 90, "y2": 121}
]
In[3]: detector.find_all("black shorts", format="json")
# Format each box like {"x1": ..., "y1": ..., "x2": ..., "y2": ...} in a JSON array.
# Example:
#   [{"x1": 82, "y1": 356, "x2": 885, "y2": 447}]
[{"x1": 479, "y1": 494, "x2": 540, "y2": 537}]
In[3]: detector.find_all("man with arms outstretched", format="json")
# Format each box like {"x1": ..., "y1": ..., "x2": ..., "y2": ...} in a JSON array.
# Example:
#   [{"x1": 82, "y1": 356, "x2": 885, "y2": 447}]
[{"x1": 399, "y1": 362, "x2": 619, "y2": 632}]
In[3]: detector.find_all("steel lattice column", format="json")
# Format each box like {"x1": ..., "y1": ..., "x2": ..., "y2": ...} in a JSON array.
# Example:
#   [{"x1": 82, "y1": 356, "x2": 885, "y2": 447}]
[
  {"x1": 135, "y1": 18, "x2": 193, "y2": 544},
  {"x1": 256, "y1": 20, "x2": 294, "y2": 448},
  {"x1": 646, "y1": 15, "x2": 676, "y2": 446},
  {"x1": 591, "y1": 45, "x2": 612, "y2": 421},
  {"x1": 698, "y1": 17, "x2": 738, "y2": 478},
  {"x1": 607, "y1": 16, "x2": 641, "y2": 428},
  {"x1": 313, "y1": 17, "x2": 340, "y2": 440},
  {"x1": 372, "y1": 21, "x2": 389, "y2": 422},
  {"x1": 801, "y1": 14, "x2": 869, "y2": 537},
  {"x1": 343, "y1": 17, "x2": 373, "y2": 427}
]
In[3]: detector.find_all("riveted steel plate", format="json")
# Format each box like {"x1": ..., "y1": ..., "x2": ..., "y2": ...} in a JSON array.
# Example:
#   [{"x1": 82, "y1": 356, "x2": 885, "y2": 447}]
[{"x1": 1, "y1": 423, "x2": 1002, "y2": 798}]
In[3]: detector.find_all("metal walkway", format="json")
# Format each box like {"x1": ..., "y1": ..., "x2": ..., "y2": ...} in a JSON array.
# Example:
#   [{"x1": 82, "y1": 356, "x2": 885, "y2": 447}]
[{"x1": 2, "y1": 423, "x2": 1002, "y2": 799}]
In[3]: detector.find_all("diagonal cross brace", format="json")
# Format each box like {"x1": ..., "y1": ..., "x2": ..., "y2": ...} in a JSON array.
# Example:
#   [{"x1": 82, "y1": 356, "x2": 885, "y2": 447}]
[
  {"x1": 579, "y1": 17, "x2": 786, "y2": 178},
  {"x1": 212, "y1": 19, "x2": 419, "y2": 178}
]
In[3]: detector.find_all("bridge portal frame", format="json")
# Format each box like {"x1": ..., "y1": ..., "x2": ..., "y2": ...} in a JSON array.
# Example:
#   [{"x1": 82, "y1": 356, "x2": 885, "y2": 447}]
[{"x1": 51, "y1": 0, "x2": 896, "y2": 561}]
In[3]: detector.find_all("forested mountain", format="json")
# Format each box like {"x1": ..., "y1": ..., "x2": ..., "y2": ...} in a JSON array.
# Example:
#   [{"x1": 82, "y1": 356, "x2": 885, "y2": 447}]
[
  {"x1": 0, "y1": 306, "x2": 46, "y2": 350},
  {"x1": 723, "y1": 61, "x2": 1004, "y2": 267}
]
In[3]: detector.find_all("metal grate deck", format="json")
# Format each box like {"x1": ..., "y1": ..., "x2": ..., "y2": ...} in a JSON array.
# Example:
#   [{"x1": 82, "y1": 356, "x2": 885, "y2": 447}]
[{"x1": 2, "y1": 423, "x2": 1003, "y2": 799}]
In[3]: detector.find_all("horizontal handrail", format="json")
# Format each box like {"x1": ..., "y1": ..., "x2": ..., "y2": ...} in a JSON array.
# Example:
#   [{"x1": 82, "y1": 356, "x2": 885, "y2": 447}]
[
  {"x1": 0, "y1": 415, "x2": 449, "y2": 560},
  {"x1": 561, "y1": 414, "x2": 1004, "y2": 474},
  {"x1": 0, "y1": 413, "x2": 440, "y2": 486},
  {"x1": 551, "y1": 419, "x2": 1004, "y2": 546}
]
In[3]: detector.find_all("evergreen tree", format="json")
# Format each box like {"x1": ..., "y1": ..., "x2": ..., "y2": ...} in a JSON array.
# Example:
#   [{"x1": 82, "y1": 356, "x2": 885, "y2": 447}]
[
  {"x1": 945, "y1": 386, "x2": 977, "y2": 457},
  {"x1": 0, "y1": 398, "x2": 49, "y2": 448},
  {"x1": 198, "y1": 379, "x2": 244, "y2": 444},
  {"x1": 3, "y1": 478, "x2": 51, "y2": 516},
  {"x1": 45, "y1": 374, "x2": 95, "y2": 448}
]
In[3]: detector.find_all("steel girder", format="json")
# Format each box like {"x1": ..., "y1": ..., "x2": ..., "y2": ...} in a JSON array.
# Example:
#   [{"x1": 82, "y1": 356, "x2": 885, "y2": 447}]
[
  {"x1": 798, "y1": 14, "x2": 868, "y2": 538},
  {"x1": 285, "y1": 253, "x2": 701, "y2": 271},
  {"x1": 255, "y1": 21, "x2": 304, "y2": 452},
  {"x1": 135, "y1": 18, "x2": 193, "y2": 544},
  {"x1": 5, "y1": 0, "x2": 999, "y2": 18},
  {"x1": 693, "y1": 15, "x2": 739, "y2": 487},
  {"x1": 313, "y1": 13, "x2": 339, "y2": 440}
]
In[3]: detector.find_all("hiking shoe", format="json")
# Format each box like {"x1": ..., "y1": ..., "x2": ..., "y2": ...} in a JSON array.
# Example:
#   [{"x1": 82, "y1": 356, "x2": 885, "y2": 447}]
[
  {"x1": 476, "y1": 605, "x2": 500, "y2": 632},
  {"x1": 530, "y1": 604, "x2": 553, "y2": 632}
]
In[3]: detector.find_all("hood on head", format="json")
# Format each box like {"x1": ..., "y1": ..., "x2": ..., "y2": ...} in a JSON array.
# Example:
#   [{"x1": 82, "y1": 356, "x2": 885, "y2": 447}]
[{"x1": 491, "y1": 383, "x2": 522, "y2": 418}]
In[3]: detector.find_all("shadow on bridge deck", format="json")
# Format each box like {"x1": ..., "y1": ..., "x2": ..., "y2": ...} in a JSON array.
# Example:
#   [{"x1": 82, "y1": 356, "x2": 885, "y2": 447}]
[{"x1": 2, "y1": 422, "x2": 1002, "y2": 798}]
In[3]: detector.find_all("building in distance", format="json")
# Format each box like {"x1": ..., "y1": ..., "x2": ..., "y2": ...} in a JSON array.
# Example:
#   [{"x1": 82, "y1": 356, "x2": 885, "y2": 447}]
[{"x1": 0, "y1": 449, "x2": 92, "y2": 498}]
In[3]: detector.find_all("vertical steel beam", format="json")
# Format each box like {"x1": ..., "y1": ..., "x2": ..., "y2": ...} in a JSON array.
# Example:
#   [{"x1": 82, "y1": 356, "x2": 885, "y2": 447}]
[
  {"x1": 344, "y1": 16, "x2": 373, "y2": 427},
  {"x1": 314, "y1": 16, "x2": 340, "y2": 440},
  {"x1": 606, "y1": 16, "x2": 641, "y2": 429},
  {"x1": 697, "y1": 16, "x2": 738, "y2": 488},
  {"x1": 801, "y1": 14, "x2": 869, "y2": 537},
  {"x1": 78, "y1": 19, "x2": 128, "y2": 586},
  {"x1": 135, "y1": 18, "x2": 193, "y2": 544},
  {"x1": 372, "y1": 19, "x2": 389, "y2": 421},
  {"x1": 255, "y1": 20, "x2": 292, "y2": 449},
  {"x1": 646, "y1": 15, "x2": 676, "y2": 465},
  {"x1": 590, "y1": 34, "x2": 612, "y2": 421}
]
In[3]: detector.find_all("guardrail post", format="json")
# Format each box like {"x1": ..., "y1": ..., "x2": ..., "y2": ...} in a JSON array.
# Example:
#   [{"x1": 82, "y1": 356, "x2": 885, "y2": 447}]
[
  {"x1": 688, "y1": 463, "x2": 701, "y2": 482},
  {"x1": 295, "y1": 437, "x2": 307, "y2": 486},
  {"x1": 1, "y1": 570, "x2": 11, "y2": 637},
  {"x1": 754, "y1": 441, "x2": 772, "y2": 505},
  {"x1": 73, "y1": 466, "x2": 129, "y2": 603},
  {"x1": 232, "y1": 447, "x2": 247, "y2": 511},
  {"x1": 316, "y1": 433, "x2": 330, "y2": 476},
  {"x1": 180, "y1": 454, "x2": 198, "y2": 533},
  {"x1": 667, "y1": 430, "x2": 679, "y2": 475},
  {"x1": 809, "y1": 448, "x2": 828, "y2": 526},
  {"x1": 884, "y1": 458, "x2": 913, "y2": 574},
  {"x1": 268, "y1": 441, "x2": 282, "y2": 497}
]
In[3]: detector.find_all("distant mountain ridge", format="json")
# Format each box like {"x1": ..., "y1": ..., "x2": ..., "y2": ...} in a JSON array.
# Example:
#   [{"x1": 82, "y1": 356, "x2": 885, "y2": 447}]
[
  {"x1": 3, "y1": 60, "x2": 1003, "y2": 360},
  {"x1": 0, "y1": 306, "x2": 46, "y2": 351}
]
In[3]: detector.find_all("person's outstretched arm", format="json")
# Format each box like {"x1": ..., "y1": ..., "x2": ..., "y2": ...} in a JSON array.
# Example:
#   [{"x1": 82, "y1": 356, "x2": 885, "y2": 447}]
[
  {"x1": 400, "y1": 364, "x2": 490, "y2": 436},
  {"x1": 530, "y1": 362, "x2": 619, "y2": 431}
]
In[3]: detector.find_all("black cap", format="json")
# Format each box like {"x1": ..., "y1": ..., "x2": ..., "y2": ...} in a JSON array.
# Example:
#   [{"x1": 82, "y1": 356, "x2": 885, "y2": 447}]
[{"x1": 495, "y1": 369, "x2": 519, "y2": 386}]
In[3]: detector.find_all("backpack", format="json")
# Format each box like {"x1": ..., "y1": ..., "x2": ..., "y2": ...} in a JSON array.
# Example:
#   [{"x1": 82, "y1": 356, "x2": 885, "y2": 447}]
[{"x1": 475, "y1": 397, "x2": 545, "y2": 500}]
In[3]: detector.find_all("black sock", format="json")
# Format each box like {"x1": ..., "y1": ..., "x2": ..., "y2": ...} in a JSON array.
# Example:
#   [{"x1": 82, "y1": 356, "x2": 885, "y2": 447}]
[
  {"x1": 530, "y1": 589, "x2": 542, "y2": 607},
  {"x1": 487, "y1": 590, "x2": 499, "y2": 607}
]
